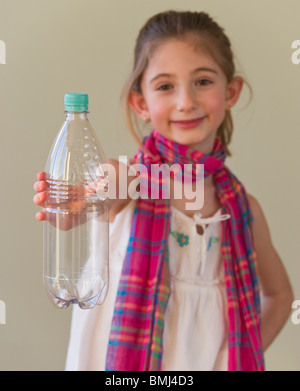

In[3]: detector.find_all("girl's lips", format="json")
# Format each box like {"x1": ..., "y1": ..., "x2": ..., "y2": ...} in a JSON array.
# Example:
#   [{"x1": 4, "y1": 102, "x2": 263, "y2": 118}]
[{"x1": 171, "y1": 117, "x2": 205, "y2": 129}]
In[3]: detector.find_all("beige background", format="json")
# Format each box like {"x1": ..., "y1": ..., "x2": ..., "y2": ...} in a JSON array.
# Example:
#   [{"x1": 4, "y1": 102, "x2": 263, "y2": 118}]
[{"x1": 0, "y1": 0, "x2": 299, "y2": 370}]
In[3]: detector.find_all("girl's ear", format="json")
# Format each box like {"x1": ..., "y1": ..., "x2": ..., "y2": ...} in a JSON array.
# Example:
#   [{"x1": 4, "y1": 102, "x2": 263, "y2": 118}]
[
  {"x1": 129, "y1": 91, "x2": 151, "y2": 122},
  {"x1": 225, "y1": 76, "x2": 244, "y2": 110}
]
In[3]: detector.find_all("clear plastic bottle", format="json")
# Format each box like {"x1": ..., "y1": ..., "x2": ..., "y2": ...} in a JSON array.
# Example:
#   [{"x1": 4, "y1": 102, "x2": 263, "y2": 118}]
[{"x1": 43, "y1": 93, "x2": 109, "y2": 309}]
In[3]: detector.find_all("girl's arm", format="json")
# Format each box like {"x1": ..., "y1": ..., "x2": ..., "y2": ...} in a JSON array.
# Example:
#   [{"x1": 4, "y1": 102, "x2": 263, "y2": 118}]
[
  {"x1": 248, "y1": 194, "x2": 294, "y2": 351},
  {"x1": 106, "y1": 158, "x2": 136, "y2": 222}
]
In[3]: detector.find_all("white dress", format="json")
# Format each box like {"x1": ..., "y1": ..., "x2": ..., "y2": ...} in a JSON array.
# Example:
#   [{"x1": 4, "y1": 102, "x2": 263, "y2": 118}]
[{"x1": 65, "y1": 200, "x2": 229, "y2": 371}]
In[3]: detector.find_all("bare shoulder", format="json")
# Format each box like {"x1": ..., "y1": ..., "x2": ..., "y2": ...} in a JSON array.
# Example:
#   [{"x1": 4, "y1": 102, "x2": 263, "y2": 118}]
[
  {"x1": 247, "y1": 193, "x2": 264, "y2": 220},
  {"x1": 247, "y1": 193, "x2": 274, "y2": 248},
  {"x1": 247, "y1": 194, "x2": 277, "y2": 273}
]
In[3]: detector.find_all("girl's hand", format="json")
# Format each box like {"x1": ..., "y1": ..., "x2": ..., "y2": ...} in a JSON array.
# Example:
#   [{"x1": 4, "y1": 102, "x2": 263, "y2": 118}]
[
  {"x1": 33, "y1": 171, "x2": 47, "y2": 221},
  {"x1": 33, "y1": 171, "x2": 88, "y2": 230},
  {"x1": 33, "y1": 157, "x2": 137, "y2": 225}
]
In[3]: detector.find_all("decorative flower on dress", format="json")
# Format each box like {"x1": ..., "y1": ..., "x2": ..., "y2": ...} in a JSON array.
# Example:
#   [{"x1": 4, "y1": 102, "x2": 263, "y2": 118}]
[
  {"x1": 207, "y1": 236, "x2": 219, "y2": 251},
  {"x1": 170, "y1": 231, "x2": 189, "y2": 247}
]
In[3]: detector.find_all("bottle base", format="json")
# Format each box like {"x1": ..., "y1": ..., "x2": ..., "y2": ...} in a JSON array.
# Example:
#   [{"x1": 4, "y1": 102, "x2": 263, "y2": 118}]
[
  {"x1": 45, "y1": 288, "x2": 100, "y2": 309},
  {"x1": 43, "y1": 275, "x2": 108, "y2": 309}
]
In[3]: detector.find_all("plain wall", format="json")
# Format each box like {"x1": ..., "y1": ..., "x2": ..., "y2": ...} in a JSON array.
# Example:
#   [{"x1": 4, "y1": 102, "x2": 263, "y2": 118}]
[{"x1": 0, "y1": 0, "x2": 299, "y2": 370}]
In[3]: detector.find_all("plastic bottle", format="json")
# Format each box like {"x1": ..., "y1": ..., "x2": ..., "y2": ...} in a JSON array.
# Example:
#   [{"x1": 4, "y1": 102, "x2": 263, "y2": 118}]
[{"x1": 43, "y1": 93, "x2": 109, "y2": 309}]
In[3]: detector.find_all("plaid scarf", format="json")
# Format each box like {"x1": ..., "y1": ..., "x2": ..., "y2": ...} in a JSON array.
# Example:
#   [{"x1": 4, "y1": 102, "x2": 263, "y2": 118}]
[{"x1": 106, "y1": 130, "x2": 264, "y2": 371}]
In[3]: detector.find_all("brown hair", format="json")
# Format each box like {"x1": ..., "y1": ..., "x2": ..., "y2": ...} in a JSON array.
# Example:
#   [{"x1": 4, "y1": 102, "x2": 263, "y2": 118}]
[{"x1": 122, "y1": 10, "x2": 250, "y2": 155}]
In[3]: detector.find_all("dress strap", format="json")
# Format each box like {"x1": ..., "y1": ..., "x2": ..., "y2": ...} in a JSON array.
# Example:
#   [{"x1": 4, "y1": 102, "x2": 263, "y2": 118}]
[{"x1": 193, "y1": 212, "x2": 231, "y2": 226}]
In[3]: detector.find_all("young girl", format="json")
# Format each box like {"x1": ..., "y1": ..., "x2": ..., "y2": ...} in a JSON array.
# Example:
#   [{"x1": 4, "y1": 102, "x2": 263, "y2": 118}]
[{"x1": 34, "y1": 10, "x2": 293, "y2": 371}]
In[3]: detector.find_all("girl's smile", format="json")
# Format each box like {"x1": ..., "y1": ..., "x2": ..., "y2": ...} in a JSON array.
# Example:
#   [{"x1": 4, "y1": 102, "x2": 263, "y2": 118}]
[
  {"x1": 130, "y1": 37, "x2": 243, "y2": 154},
  {"x1": 170, "y1": 116, "x2": 206, "y2": 130}
]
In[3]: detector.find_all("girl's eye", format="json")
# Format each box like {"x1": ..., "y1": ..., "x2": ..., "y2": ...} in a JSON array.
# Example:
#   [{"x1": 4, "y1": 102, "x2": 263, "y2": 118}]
[
  {"x1": 196, "y1": 79, "x2": 212, "y2": 86},
  {"x1": 156, "y1": 84, "x2": 172, "y2": 91}
]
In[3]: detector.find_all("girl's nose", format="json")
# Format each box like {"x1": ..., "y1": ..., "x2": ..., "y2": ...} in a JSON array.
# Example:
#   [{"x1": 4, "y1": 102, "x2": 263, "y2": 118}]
[{"x1": 176, "y1": 86, "x2": 197, "y2": 112}]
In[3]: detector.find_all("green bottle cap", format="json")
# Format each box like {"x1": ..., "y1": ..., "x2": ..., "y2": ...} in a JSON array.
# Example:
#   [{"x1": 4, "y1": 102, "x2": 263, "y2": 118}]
[{"x1": 64, "y1": 93, "x2": 89, "y2": 111}]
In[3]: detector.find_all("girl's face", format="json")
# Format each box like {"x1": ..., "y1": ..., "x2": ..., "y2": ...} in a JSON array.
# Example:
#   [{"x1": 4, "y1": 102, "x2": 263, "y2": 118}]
[{"x1": 130, "y1": 37, "x2": 243, "y2": 153}]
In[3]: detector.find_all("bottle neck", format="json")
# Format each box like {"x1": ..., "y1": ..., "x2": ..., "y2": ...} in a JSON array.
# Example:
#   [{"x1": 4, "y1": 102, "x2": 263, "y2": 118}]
[{"x1": 65, "y1": 111, "x2": 89, "y2": 120}]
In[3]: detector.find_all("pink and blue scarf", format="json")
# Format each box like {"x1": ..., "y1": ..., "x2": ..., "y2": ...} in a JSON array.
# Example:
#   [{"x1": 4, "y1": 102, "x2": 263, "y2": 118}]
[{"x1": 106, "y1": 130, "x2": 264, "y2": 371}]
